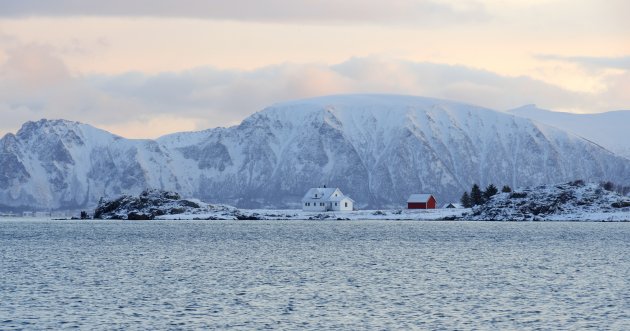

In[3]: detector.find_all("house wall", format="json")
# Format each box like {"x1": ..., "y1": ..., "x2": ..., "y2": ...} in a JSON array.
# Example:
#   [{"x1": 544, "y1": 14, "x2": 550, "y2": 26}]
[
  {"x1": 331, "y1": 198, "x2": 353, "y2": 211},
  {"x1": 302, "y1": 201, "x2": 328, "y2": 212}
]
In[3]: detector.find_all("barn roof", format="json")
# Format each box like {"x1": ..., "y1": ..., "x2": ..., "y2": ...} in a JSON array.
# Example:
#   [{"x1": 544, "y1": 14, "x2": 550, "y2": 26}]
[{"x1": 407, "y1": 194, "x2": 434, "y2": 203}]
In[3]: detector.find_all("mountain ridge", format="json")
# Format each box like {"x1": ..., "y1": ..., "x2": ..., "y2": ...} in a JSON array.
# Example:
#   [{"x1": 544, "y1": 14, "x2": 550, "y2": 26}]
[
  {"x1": 1, "y1": 94, "x2": 629, "y2": 211},
  {"x1": 508, "y1": 105, "x2": 630, "y2": 159}
]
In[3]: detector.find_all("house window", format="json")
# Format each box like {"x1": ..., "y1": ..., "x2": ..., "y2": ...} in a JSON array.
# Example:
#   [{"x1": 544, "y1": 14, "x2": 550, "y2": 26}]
[
  {"x1": 345, "y1": 202, "x2": 348, "y2": 207},
  {"x1": 320, "y1": 203, "x2": 324, "y2": 206},
  {"x1": 335, "y1": 202, "x2": 338, "y2": 206}
]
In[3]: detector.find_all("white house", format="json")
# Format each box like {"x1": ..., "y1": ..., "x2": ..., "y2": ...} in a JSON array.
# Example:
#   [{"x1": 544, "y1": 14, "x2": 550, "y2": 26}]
[{"x1": 302, "y1": 187, "x2": 354, "y2": 212}]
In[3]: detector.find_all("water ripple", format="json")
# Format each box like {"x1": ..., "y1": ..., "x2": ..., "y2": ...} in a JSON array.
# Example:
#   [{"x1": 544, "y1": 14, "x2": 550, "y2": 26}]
[{"x1": 1, "y1": 219, "x2": 629, "y2": 330}]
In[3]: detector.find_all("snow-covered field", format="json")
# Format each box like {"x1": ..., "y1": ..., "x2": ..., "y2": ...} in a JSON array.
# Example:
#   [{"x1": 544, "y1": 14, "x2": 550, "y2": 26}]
[
  {"x1": 154, "y1": 207, "x2": 630, "y2": 221},
  {"x1": 155, "y1": 208, "x2": 468, "y2": 221}
]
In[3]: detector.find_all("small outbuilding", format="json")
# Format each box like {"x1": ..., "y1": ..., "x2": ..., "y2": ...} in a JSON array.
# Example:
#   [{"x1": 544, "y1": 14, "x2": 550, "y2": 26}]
[
  {"x1": 442, "y1": 203, "x2": 462, "y2": 209},
  {"x1": 407, "y1": 194, "x2": 437, "y2": 209}
]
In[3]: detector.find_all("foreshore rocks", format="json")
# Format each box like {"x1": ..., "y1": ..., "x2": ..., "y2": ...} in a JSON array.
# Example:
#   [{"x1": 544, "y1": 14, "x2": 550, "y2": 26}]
[{"x1": 94, "y1": 189, "x2": 219, "y2": 220}]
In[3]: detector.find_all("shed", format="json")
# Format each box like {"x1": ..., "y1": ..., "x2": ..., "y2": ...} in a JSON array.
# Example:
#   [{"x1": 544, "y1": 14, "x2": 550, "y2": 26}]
[{"x1": 407, "y1": 194, "x2": 437, "y2": 209}]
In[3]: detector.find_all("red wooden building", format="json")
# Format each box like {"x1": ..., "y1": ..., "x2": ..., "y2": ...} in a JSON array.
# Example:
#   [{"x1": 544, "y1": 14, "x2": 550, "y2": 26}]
[{"x1": 407, "y1": 194, "x2": 437, "y2": 209}]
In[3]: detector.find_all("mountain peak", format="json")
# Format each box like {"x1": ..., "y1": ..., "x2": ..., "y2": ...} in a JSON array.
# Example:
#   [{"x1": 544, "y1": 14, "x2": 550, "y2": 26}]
[{"x1": 17, "y1": 118, "x2": 83, "y2": 138}]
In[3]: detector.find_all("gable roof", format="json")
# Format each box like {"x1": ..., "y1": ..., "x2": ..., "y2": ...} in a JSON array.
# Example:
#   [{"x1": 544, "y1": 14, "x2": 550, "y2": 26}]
[
  {"x1": 407, "y1": 194, "x2": 435, "y2": 203},
  {"x1": 443, "y1": 203, "x2": 462, "y2": 208},
  {"x1": 302, "y1": 187, "x2": 341, "y2": 201}
]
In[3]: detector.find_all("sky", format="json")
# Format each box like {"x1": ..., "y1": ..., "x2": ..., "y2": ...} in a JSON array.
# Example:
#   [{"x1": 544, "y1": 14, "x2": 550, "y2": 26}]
[{"x1": 0, "y1": 0, "x2": 628, "y2": 138}]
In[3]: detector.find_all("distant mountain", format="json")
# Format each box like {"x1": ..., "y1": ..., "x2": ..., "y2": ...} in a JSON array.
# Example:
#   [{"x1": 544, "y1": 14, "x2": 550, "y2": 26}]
[
  {"x1": 1, "y1": 94, "x2": 630, "y2": 211},
  {"x1": 509, "y1": 105, "x2": 630, "y2": 159}
]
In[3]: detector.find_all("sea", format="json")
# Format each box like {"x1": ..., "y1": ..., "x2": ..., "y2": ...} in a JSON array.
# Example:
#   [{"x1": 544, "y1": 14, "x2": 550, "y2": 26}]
[{"x1": 1, "y1": 219, "x2": 628, "y2": 330}]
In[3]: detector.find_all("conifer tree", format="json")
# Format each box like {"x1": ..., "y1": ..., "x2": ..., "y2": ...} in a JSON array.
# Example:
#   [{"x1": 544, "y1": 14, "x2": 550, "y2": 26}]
[
  {"x1": 501, "y1": 185, "x2": 512, "y2": 193},
  {"x1": 483, "y1": 184, "x2": 499, "y2": 201},
  {"x1": 460, "y1": 191, "x2": 472, "y2": 208},
  {"x1": 470, "y1": 184, "x2": 484, "y2": 206}
]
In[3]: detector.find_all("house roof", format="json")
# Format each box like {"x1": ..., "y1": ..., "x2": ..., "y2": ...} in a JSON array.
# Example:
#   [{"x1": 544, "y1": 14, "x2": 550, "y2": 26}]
[
  {"x1": 407, "y1": 194, "x2": 435, "y2": 203},
  {"x1": 302, "y1": 187, "x2": 353, "y2": 202},
  {"x1": 302, "y1": 187, "x2": 337, "y2": 201},
  {"x1": 442, "y1": 203, "x2": 462, "y2": 208}
]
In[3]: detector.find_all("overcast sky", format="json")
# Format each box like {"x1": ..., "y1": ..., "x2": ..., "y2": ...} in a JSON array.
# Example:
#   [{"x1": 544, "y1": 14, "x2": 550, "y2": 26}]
[{"x1": 0, "y1": 0, "x2": 628, "y2": 138}]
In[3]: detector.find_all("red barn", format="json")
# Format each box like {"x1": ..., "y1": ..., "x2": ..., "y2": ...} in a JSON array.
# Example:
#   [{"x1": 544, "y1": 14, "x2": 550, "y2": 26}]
[{"x1": 407, "y1": 194, "x2": 437, "y2": 209}]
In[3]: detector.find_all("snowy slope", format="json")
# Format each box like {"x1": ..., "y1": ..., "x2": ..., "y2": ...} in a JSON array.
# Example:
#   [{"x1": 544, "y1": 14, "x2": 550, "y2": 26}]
[
  {"x1": 2, "y1": 94, "x2": 630, "y2": 210},
  {"x1": 0, "y1": 119, "x2": 181, "y2": 210},
  {"x1": 158, "y1": 94, "x2": 630, "y2": 208},
  {"x1": 509, "y1": 105, "x2": 630, "y2": 159}
]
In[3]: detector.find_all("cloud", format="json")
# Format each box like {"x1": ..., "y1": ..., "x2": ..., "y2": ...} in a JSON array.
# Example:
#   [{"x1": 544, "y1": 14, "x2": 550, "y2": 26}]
[
  {"x1": 0, "y1": 0, "x2": 489, "y2": 26},
  {"x1": 536, "y1": 54, "x2": 630, "y2": 71},
  {"x1": 1, "y1": 44, "x2": 628, "y2": 139}
]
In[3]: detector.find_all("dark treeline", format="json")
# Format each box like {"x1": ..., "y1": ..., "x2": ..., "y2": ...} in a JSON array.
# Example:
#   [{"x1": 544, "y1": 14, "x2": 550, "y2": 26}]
[
  {"x1": 460, "y1": 183, "x2": 511, "y2": 208},
  {"x1": 599, "y1": 181, "x2": 630, "y2": 196}
]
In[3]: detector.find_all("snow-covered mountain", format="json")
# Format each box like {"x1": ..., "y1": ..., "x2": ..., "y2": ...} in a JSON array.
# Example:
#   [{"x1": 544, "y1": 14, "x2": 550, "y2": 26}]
[
  {"x1": 2, "y1": 94, "x2": 630, "y2": 210},
  {"x1": 509, "y1": 105, "x2": 630, "y2": 159}
]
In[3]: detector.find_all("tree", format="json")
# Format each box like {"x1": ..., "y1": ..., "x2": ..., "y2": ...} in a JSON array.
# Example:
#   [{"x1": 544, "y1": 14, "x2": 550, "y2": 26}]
[
  {"x1": 483, "y1": 184, "x2": 499, "y2": 201},
  {"x1": 80, "y1": 211, "x2": 89, "y2": 219},
  {"x1": 501, "y1": 185, "x2": 512, "y2": 193},
  {"x1": 460, "y1": 191, "x2": 472, "y2": 208},
  {"x1": 470, "y1": 184, "x2": 484, "y2": 206}
]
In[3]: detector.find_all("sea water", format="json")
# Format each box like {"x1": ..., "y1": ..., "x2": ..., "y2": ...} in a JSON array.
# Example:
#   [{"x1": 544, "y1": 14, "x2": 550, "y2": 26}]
[{"x1": 1, "y1": 219, "x2": 629, "y2": 330}]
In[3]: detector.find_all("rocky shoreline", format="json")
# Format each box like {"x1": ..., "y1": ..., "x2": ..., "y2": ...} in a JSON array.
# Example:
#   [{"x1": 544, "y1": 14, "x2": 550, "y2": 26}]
[
  {"x1": 92, "y1": 183, "x2": 630, "y2": 221},
  {"x1": 464, "y1": 181, "x2": 630, "y2": 221}
]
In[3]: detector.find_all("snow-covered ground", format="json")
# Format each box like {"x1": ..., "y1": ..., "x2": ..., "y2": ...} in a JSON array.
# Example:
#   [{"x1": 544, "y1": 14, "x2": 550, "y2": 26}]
[
  {"x1": 155, "y1": 206, "x2": 630, "y2": 221},
  {"x1": 155, "y1": 208, "x2": 468, "y2": 221}
]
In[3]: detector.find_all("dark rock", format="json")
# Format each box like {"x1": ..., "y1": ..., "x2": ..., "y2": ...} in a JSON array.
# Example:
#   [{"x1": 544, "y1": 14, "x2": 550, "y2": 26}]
[
  {"x1": 93, "y1": 189, "x2": 209, "y2": 220},
  {"x1": 235, "y1": 213, "x2": 261, "y2": 220},
  {"x1": 179, "y1": 200, "x2": 200, "y2": 208},
  {"x1": 127, "y1": 212, "x2": 152, "y2": 220},
  {"x1": 612, "y1": 201, "x2": 630, "y2": 208}
]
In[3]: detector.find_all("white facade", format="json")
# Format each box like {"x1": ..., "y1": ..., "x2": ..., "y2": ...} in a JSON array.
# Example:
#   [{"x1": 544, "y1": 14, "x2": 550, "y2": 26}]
[{"x1": 302, "y1": 187, "x2": 354, "y2": 212}]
